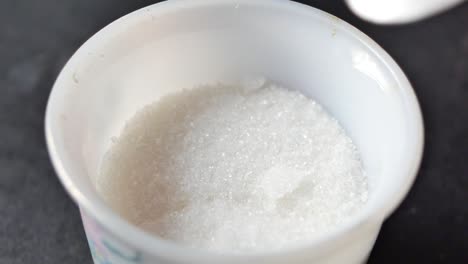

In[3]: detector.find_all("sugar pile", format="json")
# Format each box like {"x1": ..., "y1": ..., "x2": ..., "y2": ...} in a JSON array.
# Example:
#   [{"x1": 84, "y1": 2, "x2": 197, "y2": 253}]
[{"x1": 96, "y1": 80, "x2": 368, "y2": 253}]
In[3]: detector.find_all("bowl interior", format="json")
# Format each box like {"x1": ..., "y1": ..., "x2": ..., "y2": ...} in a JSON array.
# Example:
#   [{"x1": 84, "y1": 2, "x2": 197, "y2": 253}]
[{"x1": 46, "y1": 0, "x2": 422, "y2": 255}]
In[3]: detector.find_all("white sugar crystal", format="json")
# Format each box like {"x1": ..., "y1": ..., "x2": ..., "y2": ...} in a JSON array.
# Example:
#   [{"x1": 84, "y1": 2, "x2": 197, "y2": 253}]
[
  {"x1": 258, "y1": 166, "x2": 305, "y2": 200},
  {"x1": 96, "y1": 81, "x2": 368, "y2": 253}
]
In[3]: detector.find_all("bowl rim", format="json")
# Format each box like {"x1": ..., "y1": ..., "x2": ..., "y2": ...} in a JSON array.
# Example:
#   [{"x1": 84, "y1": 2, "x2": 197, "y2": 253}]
[{"x1": 45, "y1": 0, "x2": 424, "y2": 261}]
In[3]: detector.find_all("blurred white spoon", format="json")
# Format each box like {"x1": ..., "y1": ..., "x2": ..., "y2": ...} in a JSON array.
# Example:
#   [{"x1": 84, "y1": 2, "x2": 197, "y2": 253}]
[{"x1": 345, "y1": 0, "x2": 466, "y2": 24}]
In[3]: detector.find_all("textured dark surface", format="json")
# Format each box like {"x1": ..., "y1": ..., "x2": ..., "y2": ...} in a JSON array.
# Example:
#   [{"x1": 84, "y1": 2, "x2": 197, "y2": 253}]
[{"x1": 1, "y1": 0, "x2": 467, "y2": 263}]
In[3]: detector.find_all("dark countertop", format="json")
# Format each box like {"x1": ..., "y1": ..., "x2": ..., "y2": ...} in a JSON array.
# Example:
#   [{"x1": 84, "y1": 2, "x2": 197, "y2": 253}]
[{"x1": 1, "y1": 1, "x2": 467, "y2": 263}]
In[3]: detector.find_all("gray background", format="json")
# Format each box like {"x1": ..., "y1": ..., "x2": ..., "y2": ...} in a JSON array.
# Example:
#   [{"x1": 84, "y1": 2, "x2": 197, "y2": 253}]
[{"x1": 1, "y1": 0, "x2": 467, "y2": 263}]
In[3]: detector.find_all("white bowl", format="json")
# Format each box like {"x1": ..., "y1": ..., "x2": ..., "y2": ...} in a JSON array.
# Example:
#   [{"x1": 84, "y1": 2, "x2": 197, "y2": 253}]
[{"x1": 45, "y1": 0, "x2": 424, "y2": 263}]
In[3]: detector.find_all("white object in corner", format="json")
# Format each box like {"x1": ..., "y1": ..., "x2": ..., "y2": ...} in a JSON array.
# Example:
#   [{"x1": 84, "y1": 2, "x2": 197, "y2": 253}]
[{"x1": 346, "y1": 0, "x2": 466, "y2": 24}]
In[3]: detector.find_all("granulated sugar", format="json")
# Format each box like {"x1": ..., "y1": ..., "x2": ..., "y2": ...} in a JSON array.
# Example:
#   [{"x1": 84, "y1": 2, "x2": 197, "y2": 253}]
[{"x1": 96, "y1": 80, "x2": 368, "y2": 253}]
